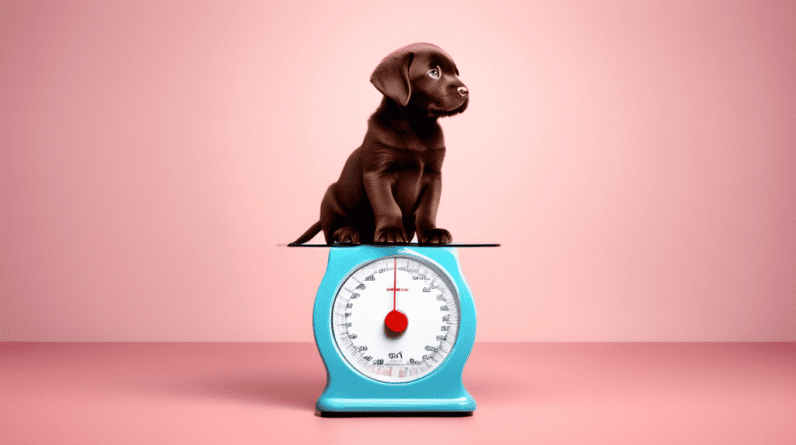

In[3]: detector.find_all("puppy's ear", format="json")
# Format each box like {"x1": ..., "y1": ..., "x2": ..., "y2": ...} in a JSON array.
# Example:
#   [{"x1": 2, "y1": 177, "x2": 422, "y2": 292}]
[{"x1": 370, "y1": 51, "x2": 414, "y2": 106}]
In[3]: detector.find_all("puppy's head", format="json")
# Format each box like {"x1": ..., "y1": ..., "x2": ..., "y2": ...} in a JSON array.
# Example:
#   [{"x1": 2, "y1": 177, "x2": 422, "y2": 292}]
[{"x1": 370, "y1": 42, "x2": 468, "y2": 118}]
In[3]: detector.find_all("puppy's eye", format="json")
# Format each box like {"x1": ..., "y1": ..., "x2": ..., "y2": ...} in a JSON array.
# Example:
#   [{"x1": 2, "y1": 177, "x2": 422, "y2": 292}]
[{"x1": 428, "y1": 68, "x2": 440, "y2": 79}]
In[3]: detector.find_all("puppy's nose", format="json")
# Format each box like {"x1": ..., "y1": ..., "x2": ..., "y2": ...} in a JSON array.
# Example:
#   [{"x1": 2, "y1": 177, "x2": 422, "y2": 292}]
[{"x1": 457, "y1": 86, "x2": 468, "y2": 96}]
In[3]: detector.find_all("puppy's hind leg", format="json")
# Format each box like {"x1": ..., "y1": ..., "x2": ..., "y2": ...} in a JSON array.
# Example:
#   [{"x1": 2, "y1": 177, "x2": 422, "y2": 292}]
[
  {"x1": 320, "y1": 188, "x2": 361, "y2": 244},
  {"x1": 331, "y1": 226, "x2": 361, "y2": 244}
]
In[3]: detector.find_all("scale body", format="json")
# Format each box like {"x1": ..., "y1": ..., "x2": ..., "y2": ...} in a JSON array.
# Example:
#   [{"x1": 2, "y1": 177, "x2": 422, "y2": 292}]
[{"x1": 312, "y1": 244, "x2": 480, "y2": 414}]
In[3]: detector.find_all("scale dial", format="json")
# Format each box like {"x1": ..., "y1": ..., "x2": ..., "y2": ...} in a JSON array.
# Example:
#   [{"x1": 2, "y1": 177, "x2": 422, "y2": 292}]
[{"x1": 331, "y1": 255, "x2": 460, "y2": 383}]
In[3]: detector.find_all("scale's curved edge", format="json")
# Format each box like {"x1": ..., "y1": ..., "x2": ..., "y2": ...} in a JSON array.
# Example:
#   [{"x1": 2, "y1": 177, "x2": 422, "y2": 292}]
[{"x1": 281, "y1": 243, "x2": 500, "y2": 247}]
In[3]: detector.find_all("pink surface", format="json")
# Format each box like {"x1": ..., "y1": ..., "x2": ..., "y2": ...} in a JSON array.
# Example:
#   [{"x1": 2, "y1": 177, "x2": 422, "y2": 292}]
[
  {"x1": 2, "y1": 1, "x2": 795, "y2": 341},
  {"x1": 1, "y1": 342, "x2": 795, "y2": 444}
]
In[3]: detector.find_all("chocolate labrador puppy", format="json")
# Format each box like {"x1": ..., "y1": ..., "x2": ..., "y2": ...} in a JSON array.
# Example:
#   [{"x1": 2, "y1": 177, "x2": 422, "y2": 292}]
[{"x1": 292, "y1": 42, "x2": 468, "y2": 245}]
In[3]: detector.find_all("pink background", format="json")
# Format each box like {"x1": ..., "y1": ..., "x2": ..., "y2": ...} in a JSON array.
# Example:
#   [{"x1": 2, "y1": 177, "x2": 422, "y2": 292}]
[{"x1": 1, "y1": 0, "x2": 794, "y2": 341}]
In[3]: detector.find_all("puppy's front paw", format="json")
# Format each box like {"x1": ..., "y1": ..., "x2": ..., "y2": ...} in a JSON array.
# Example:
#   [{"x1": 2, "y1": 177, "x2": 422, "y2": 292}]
[
  {"x1": 419, "y1": 228, "x2": 452, "y2": 244},
  {"x1": 332, "y1": 226, "x2": 361, "y2": 244},
  {"x1": 375, "y1": 227, "x2": 408, "y2": 243}
]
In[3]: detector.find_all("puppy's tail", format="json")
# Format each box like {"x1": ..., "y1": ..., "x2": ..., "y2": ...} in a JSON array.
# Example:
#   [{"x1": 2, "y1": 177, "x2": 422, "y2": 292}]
[{"x1": 290, "y1": 221, "x2": 322, "y2": 245}]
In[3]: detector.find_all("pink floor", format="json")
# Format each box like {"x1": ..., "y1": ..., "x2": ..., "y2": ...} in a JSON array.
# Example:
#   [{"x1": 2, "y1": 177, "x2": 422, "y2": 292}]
[{"x1": 2, "y1": 342, "x2": 794, "y2": 444}]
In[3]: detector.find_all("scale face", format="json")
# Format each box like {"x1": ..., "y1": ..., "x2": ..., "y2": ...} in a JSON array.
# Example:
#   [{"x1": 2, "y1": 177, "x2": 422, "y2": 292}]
[
  {"x1": 312, "y1": 245, "x2": 479, "y2": 414},
  {"x1": 331, "y1": 255, "x2": 461, "y2": 383}
]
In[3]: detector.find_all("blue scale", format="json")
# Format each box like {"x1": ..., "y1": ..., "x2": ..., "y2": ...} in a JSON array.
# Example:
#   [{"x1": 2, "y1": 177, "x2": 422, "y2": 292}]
[{"x1": 292, "y1": 243, "x2": 497, "y2": 415}]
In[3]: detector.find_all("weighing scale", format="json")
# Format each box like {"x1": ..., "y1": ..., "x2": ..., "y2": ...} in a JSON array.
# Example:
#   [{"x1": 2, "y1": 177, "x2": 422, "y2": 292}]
[{"x1": 289, "y1": 242, "x2": 498, "y2": 415}]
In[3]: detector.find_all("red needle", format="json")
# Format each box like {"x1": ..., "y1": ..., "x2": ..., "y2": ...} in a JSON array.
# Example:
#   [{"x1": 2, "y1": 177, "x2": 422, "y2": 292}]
[
  {"x1": 393, "y1": 258, "x2": 397, "y2": 310},
  {"x1": 385, "y1": 258, "x2": 408, "y2": 333}
]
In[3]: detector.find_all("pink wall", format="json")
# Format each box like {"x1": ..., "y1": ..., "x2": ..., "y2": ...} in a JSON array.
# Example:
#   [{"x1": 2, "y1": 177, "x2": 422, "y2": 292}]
[{"x1": 2, "y1": 0, "x2": 794, "y2": 341}]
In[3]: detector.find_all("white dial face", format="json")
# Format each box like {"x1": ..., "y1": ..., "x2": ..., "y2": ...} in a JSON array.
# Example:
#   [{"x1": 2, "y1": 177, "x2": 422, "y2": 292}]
[{"x1": 331, "y1": 255, "x2": 460, "y2": 383}]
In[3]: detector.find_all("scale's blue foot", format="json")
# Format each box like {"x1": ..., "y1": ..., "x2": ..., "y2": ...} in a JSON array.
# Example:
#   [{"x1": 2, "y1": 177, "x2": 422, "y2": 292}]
[{"x1": 316, "y1": 392, "x2": 476, "y2": 414}]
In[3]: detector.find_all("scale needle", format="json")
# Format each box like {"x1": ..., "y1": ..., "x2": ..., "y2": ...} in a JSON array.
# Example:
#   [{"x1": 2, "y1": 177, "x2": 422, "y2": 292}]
[{"x1": 384, "y1": 257, "x2": 408, "y2": 333}]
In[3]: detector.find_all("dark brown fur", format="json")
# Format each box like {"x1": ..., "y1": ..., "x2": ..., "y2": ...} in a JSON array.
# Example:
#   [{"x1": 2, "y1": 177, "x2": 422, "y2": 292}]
[{"x1": 293, "y1": 43, "x2": 468, "y2": 245}]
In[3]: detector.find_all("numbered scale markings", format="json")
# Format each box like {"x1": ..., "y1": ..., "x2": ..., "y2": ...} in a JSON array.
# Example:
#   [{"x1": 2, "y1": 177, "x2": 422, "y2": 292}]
[{"x1": 331, "y1": 255, "x2": 460, "y2": 383}]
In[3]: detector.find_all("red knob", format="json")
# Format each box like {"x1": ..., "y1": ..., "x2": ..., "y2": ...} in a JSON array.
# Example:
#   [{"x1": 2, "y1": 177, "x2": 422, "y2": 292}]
[{"x1": 384, "y1": 310, "x2": 408, "y2": 333}]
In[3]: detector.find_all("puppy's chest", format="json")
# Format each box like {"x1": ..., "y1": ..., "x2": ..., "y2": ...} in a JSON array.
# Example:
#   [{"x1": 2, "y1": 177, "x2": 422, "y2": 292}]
[
  {"x1": 387, "y1": 149, "x2": 440, "y2": 177},
  {"x1": 388, "y1": 150, "x2": 441, "y2": 209},
  {"x1": 388, "y1": 168, "x2": 419, "y2": 213}
]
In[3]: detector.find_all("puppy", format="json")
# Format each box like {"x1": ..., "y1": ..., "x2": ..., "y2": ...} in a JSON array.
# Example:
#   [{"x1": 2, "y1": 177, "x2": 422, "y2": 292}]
[{"x1": 292, "y1": 42, "x2": 468, "y2": 245}]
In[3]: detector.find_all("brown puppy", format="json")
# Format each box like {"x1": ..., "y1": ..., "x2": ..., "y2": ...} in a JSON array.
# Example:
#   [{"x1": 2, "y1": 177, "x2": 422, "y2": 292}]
[{"x1": 292, "y1": 43, "x2": 468, "y2": 245}]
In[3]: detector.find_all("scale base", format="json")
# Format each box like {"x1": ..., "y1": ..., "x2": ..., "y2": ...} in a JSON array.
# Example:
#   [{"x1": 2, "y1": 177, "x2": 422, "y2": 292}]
[
  {"x1": 316, "y1": 395, "x2": 476, "y2": 415},
  {"x1": 316, "y1": 410, "x2": 473, "y2": 417}
]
